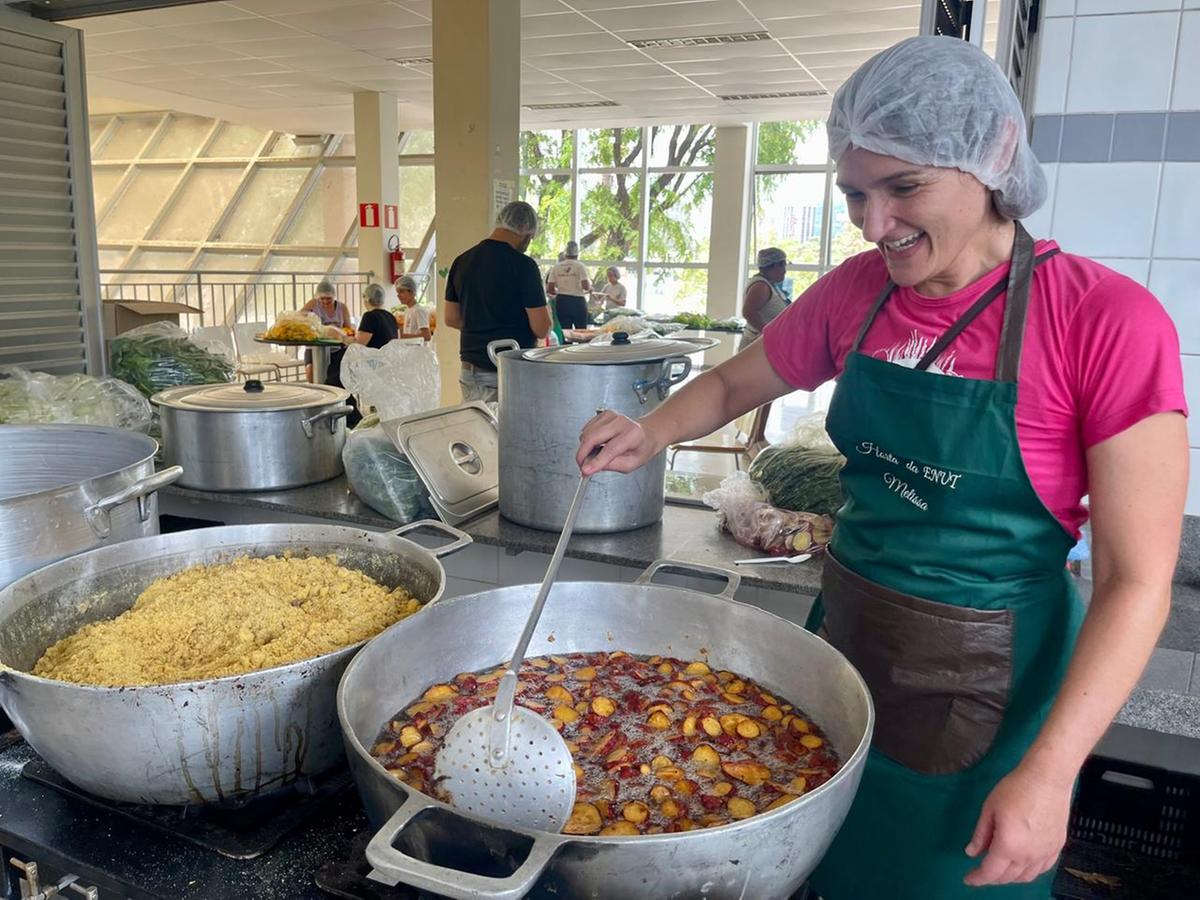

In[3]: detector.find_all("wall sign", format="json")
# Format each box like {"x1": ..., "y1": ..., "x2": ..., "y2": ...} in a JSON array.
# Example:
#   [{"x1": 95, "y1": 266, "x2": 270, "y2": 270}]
[
  {"x1": 383, "y1": 204, "x2": 398, "y2": 229},
  {"x1": 358, "y1": 202, "x2": 380, "y2": 228}
]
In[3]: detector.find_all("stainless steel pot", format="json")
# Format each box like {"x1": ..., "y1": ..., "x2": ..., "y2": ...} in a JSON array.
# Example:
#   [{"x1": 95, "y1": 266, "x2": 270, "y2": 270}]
[
  {"x1": 0, "y1": 520, "x2": 470, "y2": 805},
  {"x1": 490, "y1": 335, "x2": 717, "y2": 533},
  {"x1": 152, "y1": 380, "x2": 354, "y2": 491},
  {"x1": 0, "y1": 425, "x2": 182, "y2": 590},
  {"x1": 339, "y1": 560, "x2": 873, "y2": 900}
]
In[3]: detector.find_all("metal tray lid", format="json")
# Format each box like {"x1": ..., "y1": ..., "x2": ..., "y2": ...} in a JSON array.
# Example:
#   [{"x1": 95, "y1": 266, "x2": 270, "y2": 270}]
[
  {"x1": 382, "y1": 402, "x2": 498, "y2": 526},
  {"x1": 522, "y1": 332, "x2": 718, "y2": 364}
]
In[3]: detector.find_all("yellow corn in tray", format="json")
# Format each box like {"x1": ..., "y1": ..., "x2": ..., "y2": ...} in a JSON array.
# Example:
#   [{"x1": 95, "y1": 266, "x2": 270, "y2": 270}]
[
  {"x1": 32, "y1": 555, "x2": 419, "y2": 686},
  {"x1": 263, "y1": 320, "x2": 317, "y2": 341}
]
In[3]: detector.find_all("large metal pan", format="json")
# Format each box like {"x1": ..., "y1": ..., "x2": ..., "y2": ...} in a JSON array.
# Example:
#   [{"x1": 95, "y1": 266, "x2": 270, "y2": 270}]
[
  {"x1": 0, "y1": 424, "x2": 182, "y2": 590},
  {"x1": 338, "y1": 560, "x2": 873, "y2": 900},
  {"x1": 0, "y1": 520, "x2": 469, "y2": 805}
]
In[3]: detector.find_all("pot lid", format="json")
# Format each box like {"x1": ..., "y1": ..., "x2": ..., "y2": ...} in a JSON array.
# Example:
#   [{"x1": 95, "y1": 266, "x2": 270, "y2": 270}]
[
  {"x1": 151, "y1": 380, "x2": 349, "y2": 412},
  {"x1": 521, "y1": 332, "x2": 718, "y2": 364},
  {"x1": 382, "y1": 402, "x2": 498, "y2": 525}
]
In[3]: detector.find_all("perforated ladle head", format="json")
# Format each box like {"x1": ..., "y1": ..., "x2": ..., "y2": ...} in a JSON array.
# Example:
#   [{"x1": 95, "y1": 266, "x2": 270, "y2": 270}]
[{"x1": 435, "y1": 465, "x2": 596, "y2": 832}]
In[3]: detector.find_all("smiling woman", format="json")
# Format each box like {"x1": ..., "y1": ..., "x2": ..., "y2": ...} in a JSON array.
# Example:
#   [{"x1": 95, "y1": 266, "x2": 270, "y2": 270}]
[{"x1": 576, "y1": 34, "x2": 1188, "y2": 900}]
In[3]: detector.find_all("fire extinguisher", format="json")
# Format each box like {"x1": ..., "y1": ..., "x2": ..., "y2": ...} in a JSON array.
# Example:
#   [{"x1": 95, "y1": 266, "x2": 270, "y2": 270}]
[{"x1": 387, "y1": 234, "x2": 404, "y2": 284}]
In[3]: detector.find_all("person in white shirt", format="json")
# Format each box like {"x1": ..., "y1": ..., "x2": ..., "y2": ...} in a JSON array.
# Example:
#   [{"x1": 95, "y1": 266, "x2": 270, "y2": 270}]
[
  {"x1": 547, "y1": 240, "x2": 591, "y2": 329},
  {"x1": 590, "y1": 266, "x2": 627, "y2": 316},
  {"x1": 394, "y1": 274, "x2": 431, "y2": 341}
]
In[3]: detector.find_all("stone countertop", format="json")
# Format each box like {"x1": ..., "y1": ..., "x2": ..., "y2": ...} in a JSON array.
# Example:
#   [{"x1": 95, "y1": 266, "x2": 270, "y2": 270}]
[{"x1": 164, "y1": 478, "x2": 824, "y2": 595}]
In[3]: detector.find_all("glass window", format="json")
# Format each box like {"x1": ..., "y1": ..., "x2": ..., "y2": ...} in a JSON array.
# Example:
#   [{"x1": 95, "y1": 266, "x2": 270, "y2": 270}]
[
  {"x1": 643, "y1": 266, "x2": 707, "y2": 316},
  {"x1": 121, "y1": 249, "x2": 195, "y2": 282},
  {"x1": 756, "y1": 120, "x2": 828, "y2": 166},
  {"x1": 583, "y1": 266, "x2": 638, "y2": 311},
  {"x1": 397, "y1": 165, "x2": 435, "y2": 247},
  {"x1": 647, "y1": 170, "x2": 712, "y2": 265},
  {"x1": 214, "y1": 167, "x2": 309, "y2": 244},
  {"x1": 521, "y1": 130, "x2": 573, "y2": 170},
  {"x1": 151, "y1": 165, "x2": 244, "y2": 242},
  {"x1": 91, "y1": 168, "x2": 124, "y2": 213},
  {"x1": 283, "y1": 164, "x2": 356, "y2": 246},
  {"x1": 521, "y1": 172, "x2": 571, "y2": 260},
  {"x1": 264, "y1": 253, "x2": 337, "y2": 276},
  {"x1": 97, "y1": 249, "x2": 128, "y2": 283},
  {"x1": 648, "y1": 124, "x2": 714, "y2": 168},
  {"x1": 334, "y1": 134, "x2": 355, "y2": 157},
  {"x1": 204, "y1": 123, "x2": 268, "y2": 158},
  {"x1": 579, "y1": 127, "x2": 642, "y2": 169},
  {"x1": 828, "y1": 193, "x2": 878, "y2": 265},
  {"x1": 98, "y1": 166, "x2": 183, "y2": 241},
  {"x1": 400, "y1": 130, "x2": 434, "y2": 155},
  {"x1": 95, "y1": 117, "x2": 159, "y2": 160},
  {"x1": 267, "y1": 133, "x2": 325, "y2": 157},
  {"x1": 578, "y1": 172, "x2": 641, "y2": 263},
  {"x1": 752, "y1": 172, "x2": 826, "y2": 267},
  {"x1": 144, "y1": 116, "x2": 213, "y2": 159},
  {"x1": 89, "y1": 117, "x2": 111, "y2": 150},
  {"x1": 195, "y1": 251, "x2": 263, "y2": 272}
]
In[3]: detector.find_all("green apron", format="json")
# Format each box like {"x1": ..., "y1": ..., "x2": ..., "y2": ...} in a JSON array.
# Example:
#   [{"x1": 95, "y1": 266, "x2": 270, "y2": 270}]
[{"x1": 808, "y1": 224, "x2": 1085, "y2": 900}]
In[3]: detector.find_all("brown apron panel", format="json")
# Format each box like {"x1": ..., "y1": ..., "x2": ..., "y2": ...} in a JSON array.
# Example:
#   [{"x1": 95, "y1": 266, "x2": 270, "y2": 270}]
[{"x1": 820, "y1": 552, "x2": 1014, "y2": 775}]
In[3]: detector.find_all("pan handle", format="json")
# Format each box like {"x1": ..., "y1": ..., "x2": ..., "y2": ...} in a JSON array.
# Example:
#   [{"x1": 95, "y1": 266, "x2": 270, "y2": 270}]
[
  {"x1": 390, "y1": 519, "x2": 473, "y2": 558},
  {"x1": 486, "y1": 338, "x2": 520, "y2": 367},
  {"x1": 635, "y1": 558, "x2": 742, "y2": 601},
  {"x1": 84, "y1": 466, "x2": 184, "y2": 538},
  {"x1": 301, "y1": 404, "x2": 354, "y2": 438},
  {"x1": 365, "y1": 799, "x2": 561, "y2": 899}
]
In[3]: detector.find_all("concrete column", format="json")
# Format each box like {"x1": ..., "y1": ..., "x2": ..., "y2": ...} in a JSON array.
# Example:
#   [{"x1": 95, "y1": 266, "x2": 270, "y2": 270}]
[
  {"x1": 353, "y1": 92, "x2": 400, "y2": 303},
  {"x1": 706, "y1": 124, "x2": 753, "y2": 320},
  {"x1": 431, "y1": 0, "x2": 521, "y2": 404}
]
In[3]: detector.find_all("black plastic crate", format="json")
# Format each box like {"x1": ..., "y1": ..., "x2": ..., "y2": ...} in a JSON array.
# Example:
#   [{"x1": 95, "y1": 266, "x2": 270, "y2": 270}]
[{"x1": 1068, "y1": 755, "x2": 1200, "y2": 864}]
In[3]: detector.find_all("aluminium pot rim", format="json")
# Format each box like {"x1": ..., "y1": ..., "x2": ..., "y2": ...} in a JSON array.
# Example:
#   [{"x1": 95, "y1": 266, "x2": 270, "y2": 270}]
[
  {"x1": 338, "y1": 583, "x2": 874, "y2": 844},
  {"x1": 0, "y1": 424, "x2": 159, "y2": 506},
  {"x1": 0, "y1": 523, "x2": 444, "y2": 694},
  {"x1": 151, "y1": 382, "x2": 350, "y2": 414}
]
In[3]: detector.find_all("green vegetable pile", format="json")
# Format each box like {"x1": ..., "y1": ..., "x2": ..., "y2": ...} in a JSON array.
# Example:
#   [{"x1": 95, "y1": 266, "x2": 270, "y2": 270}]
[
  {"x1": 0, "y1": 367, "x2": 151, "y2": 431},
  {"x1": 669, "y1": 312, "x2": 744, "y2": 332},
  {"x1": 110, "y1": 324, "x2": 234, "y2": 397},
  {"x1": 749, "y1": 445, "x2": 846, "y2": 518}
]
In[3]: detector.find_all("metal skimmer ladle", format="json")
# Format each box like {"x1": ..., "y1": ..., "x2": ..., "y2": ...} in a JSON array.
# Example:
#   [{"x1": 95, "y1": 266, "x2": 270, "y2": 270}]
[{"x1": 434, "y1": 465, "x2": 595, "y2": 832}]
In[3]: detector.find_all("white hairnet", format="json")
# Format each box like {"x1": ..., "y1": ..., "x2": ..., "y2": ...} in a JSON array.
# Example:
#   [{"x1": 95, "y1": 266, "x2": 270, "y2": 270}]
[
  {"x1": 495, "y1": 200, "x2": 539, "y2": 236},
  {"x1": 363, "y1": 283, "x2": 386, "y2": 306},
  {"x1": 394, "y1": 274, "x2": 418, "y2": 294},
  {"x1": 565, "y1": 240, "x2": 579, "y2": 257},
  {"x1": 316, "y1": 279, "x2": 335, "y2": 296},
  {"x1": 827, "y1": 35, "x2": 1045, "y2": 220},
  {"x1": 757, "y1": 247, "x2": 786, "y2": 268},
  {"x1": 606, "y1": 266, "x2": 621, "y2": 278}
]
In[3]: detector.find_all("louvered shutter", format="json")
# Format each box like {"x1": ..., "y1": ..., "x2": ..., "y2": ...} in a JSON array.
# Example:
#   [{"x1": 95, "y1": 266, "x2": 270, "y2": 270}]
[{"x1": 0, "y1": 11, "x2": 102, "y2": 375}]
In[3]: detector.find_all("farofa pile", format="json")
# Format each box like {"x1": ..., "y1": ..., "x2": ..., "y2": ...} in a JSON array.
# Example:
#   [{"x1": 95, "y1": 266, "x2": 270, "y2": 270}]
[{"x1": 33, "y1": 554, "x2": 420, "y2": 687}]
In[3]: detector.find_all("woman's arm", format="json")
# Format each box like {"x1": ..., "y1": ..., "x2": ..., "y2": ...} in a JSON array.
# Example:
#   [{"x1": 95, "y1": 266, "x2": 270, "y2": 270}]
[
  {"x1": 578, "y1": 340, "x2": 793, "y2": 474},
  {"x1": 965, "y1": 411, "x2": 1187, "y2": 886},
  {"x1": 742, "y1": 281, "x2": 773, "y2": 330}
]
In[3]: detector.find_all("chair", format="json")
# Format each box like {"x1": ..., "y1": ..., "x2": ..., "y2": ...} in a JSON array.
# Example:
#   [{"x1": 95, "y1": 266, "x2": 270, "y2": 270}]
[
  {"x1": 667, "y1": 403, "x2": 771, "y2": 471},
  {"x1": 230, "y1": 321, "x2": 306, "y2": 381}
]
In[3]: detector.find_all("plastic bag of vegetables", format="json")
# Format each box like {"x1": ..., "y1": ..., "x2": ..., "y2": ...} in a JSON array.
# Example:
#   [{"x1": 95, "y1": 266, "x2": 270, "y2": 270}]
[
  {"x1": 342, "y1": 419, "x2": 434, "y2": 523},
  {"x1": 0, "y1": 366, "x2": 152, "y2": 432},
  {"x1": 747, "y1": 412, "x2": 845, "y2": 518},
  {"x1": 109, "y1": 322, "x2": 234, "y2": 398},
  {"x1": 702, "y1": 471, "x2": 833, "y2": 556}
]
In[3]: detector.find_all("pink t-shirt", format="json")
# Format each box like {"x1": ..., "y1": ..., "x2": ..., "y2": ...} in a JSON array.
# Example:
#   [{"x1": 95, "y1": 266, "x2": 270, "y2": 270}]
[{"x1": 761, "y1": 241, "x2": 1187, "y2": 537}]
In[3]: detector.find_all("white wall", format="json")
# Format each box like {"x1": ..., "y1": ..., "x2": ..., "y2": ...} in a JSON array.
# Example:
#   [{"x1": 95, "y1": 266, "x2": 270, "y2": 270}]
[{"x1": 1027, "y1": 0, "x2": 1200, "y2": 512}]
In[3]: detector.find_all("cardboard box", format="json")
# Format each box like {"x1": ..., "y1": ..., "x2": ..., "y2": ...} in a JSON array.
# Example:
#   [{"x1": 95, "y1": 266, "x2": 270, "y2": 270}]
[{"x1": 101, "y1": 300, "x2": 204, "y2": 338}]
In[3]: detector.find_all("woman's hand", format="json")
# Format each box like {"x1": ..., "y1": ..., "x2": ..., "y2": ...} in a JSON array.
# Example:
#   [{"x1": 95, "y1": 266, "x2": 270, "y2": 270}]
[
  {"x1": 963, "y1": 763, "x2": 1073, "y2": 886},
  {"x1": 577, "y1": 410, "x2": 663, "y2": 475}
]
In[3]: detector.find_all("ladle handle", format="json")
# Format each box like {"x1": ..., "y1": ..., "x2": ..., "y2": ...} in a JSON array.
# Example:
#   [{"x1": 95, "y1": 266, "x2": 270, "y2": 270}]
[{"x1": 489, "y1": 468, "x2": 593, "y2": 764}]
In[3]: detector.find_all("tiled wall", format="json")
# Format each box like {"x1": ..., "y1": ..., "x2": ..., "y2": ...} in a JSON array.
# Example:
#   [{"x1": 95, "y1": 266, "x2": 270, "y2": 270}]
[{"x1": 1027, "y1": 0, "x2": 1200, "y2": 515}]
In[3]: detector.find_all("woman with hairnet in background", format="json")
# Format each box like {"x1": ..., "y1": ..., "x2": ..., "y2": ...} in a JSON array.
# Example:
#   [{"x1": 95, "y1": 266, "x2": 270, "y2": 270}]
[{"x1": 578, "y1": 36, "x2": 1186, "y2": 899}]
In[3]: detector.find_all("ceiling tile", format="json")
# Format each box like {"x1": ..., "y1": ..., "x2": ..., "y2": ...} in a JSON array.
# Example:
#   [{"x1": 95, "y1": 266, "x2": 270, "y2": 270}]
[
  {"x1": 764, "y1": 8, "x2": 919, "y2": 39},
  {"x1": 540, "y1": 61, "x2": 667, "y2": 79},
  {"x1": 108, "y1": 3, "x2": 254, "y2": 27},
  {"x1": 521, "y1": 32, "x2": 626, "y2": 54},
  {"x1": 590, "y1": 0, "x2": 757, "y2": 31},
  {"x1": 124, "y1": 45, "x2": 254, "y2": 65},
  {"x1": 227, "y1": 0, "x2": 350, "y2": 13},
  {"x1": 523, "y1": 46, "x2": 645, "y2": 66},
  {"x1": 782, "y1": 28, "x2": 913, "y2": 55},
  {"x1": 396, "y1": 0, "x2": 433, "y2": 18},
  {"x1": 154, "y1": 18, "x2": 306, "y2": 43},
  {"x1": 84, "y1": 54, "x2": 151, "y2": 73},
  {"x1": 522, "y1": 0, "x2": 568, "y2": 12},
  {"x1": 83, "y1": 30, "x2": 195, "y2": 52},
  {"x1": 334, "y1": 25, "x2": 431, "y2": 52},
  {"x1": 66, "y1": 16, "x2": 144, "y2": 35},
  {"x1": 221, "y1": 35, "x2": 349, "y2": 57},
  {"x1": 273, "y1": 3, "x2": 428, "y2": 34},
  {"x1": 616, "y1": 20, "x2": 762, "y2": 42},
  {"x1": 781, "y1": 44, "x2": 884, "y2": 67},
  {"x1": 522, "y1": 13, "x2": 605, "y2": 38}
]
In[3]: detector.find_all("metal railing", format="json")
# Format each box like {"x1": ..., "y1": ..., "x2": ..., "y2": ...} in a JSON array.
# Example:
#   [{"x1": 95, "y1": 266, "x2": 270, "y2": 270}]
[{"x1": 98, "y1": 269, "x2": 375, "y2": 332}]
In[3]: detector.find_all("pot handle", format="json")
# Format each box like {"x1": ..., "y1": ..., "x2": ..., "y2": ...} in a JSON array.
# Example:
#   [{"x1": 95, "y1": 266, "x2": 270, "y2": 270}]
[
  {"x1": 390, "y1": 519, "x2": 473, "y2": 558},
  {"x1": 632, "y1": 355, "x2": 692, "y2": 404},
  {"x1": 486, "y1": 338, "x2": 520, "y2": 367},
  {"x1": 84, "y1": 466, "x2": 184, "y2": 539},
  {"x1": 635, "y1": 558, "x2": 742, "y2": 601},
  {"x1": 301, "y1": 404, "x2": 355, "y2": 438},
  {"x1": 365, "y1": 799, "x2": 560, "y2": 899}
]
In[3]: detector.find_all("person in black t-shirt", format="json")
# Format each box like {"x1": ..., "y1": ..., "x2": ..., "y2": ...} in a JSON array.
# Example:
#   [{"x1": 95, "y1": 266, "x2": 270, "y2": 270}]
[
  {"x1": 354, "y1": 283, "x2": 399, "y2": 349},
  {"x1": 443, "y1": 200, "x2": 551, "y2": 403}
]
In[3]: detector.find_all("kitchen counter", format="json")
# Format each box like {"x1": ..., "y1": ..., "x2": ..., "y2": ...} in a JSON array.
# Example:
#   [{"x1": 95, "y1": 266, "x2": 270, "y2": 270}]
[{"x1": 162, "y1": 477, "x2": 824, "y2": 595}]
